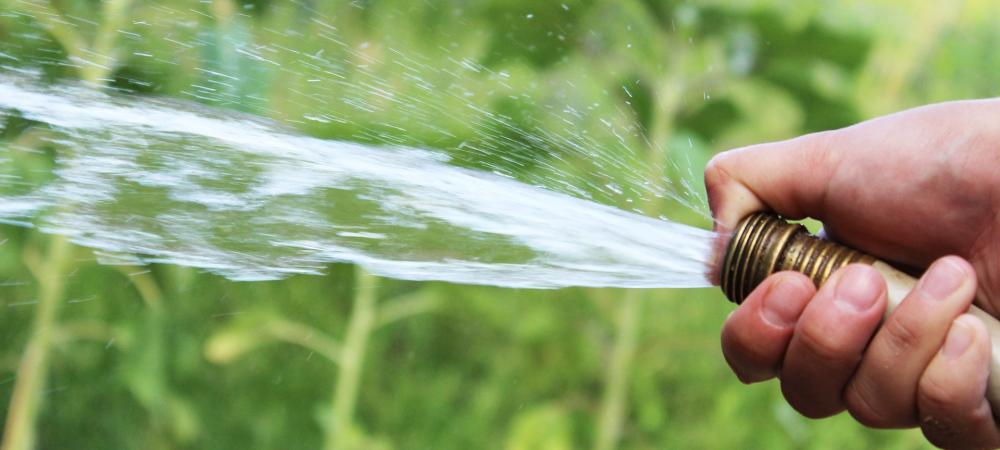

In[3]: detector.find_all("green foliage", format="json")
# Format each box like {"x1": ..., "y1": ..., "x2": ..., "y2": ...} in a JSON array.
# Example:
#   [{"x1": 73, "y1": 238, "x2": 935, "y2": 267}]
[{"x1": 0, "y1": 0, "x2": 995, "y2": 449}]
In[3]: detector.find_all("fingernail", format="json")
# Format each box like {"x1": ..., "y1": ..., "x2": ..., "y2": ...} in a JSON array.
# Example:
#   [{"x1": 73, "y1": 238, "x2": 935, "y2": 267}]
[
  {"x1": 942, "y1": 316, "x2": 975, "y2": 358},
  {"x1": 834, "y1": 265, "x2": 882, "y2": 312},
  {"x1": 919, "y1": 258, "x2": 966, "y2": 300},
  {"x1": 761, "y1": 277, "x2": 808, "y2": 328}
]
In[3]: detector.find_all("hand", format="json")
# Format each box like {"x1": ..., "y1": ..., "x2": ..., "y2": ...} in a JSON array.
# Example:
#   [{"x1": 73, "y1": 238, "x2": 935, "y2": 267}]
[{"x1": 704, "y1": 99, "x2": 1000, "y2": 449}]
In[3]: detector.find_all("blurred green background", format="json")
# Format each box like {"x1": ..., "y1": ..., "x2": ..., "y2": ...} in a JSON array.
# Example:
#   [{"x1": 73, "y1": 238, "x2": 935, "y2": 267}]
[{"x1": 0, "y1": 0, "x2": 998, "y2": 449}]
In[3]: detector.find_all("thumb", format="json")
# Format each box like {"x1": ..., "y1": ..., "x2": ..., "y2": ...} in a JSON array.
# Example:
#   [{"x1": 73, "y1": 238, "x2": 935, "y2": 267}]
[{"x1": 704, "y1": 130, "x2": 842, "y2": 233}]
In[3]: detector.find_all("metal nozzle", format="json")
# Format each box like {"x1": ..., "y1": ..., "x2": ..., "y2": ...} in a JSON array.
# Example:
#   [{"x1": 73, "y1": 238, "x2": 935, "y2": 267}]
[
  {"x1": 720, "y1": 212, "x2": 876, "y2": 304},
  {"x1": 721, "y1": 213, "x2": 1000, "y2": 421}
]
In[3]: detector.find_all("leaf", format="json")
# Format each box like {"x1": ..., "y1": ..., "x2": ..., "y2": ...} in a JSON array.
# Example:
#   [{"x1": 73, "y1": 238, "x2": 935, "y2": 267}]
[
  {"x1": 204, "y1": 323, "x2": 268, "y2": 364},
  {"x1": 504, "y1": 404, "x2": 574, "y2": 450}
]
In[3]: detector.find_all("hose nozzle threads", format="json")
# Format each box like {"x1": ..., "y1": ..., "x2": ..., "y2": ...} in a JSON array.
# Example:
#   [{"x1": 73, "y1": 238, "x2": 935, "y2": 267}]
[{"x1": 720, "y1": 213, "x2": 876, "y2": 304}]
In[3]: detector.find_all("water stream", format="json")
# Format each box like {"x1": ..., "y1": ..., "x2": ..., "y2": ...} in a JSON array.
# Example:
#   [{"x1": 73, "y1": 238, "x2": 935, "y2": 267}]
[{"x1": 0, "y1": 75, "x2": 716, "y2": 288}]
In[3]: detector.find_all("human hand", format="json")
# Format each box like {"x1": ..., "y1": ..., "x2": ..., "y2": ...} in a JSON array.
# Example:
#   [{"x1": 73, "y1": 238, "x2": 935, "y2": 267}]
[{"x1": 704, "y1": 99, "x2": 1000, "y2": 449}]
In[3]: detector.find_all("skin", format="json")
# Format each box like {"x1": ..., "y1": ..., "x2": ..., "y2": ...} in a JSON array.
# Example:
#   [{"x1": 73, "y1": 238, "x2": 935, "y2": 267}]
[{"x1": 704, "y1": 98, "x2": 1000, "y2": 449}]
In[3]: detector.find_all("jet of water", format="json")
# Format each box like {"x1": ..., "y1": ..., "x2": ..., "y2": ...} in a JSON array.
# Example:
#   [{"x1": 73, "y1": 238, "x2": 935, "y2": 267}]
[{"x1": 0, "y1": 75, "x2": 715, "y2": 288}]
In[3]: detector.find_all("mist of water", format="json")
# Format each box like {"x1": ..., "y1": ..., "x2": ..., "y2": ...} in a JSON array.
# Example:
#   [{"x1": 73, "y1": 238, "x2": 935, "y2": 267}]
[{"x1": 0, "y1": 75, "x2": 716, "y2": 288}]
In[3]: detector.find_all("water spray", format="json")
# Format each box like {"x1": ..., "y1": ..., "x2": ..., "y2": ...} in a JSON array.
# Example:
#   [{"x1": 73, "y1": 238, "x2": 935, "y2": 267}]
[
  {"x1": 720, "y1": 212, "x2": 1000, "y2": 415},
  {"x1": 7, "y1": 74, "x2": 1000, "y2": 422}
]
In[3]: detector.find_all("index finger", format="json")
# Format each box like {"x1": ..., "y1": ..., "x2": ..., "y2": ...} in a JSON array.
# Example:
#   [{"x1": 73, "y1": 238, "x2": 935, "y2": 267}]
[{"x1": 704, "y1": 130, "x2": 841, "y2": 233}]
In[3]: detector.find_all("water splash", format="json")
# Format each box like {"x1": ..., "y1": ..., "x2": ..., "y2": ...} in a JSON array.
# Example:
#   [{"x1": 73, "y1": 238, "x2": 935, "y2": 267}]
[
  {"x1": 0, "y1": 1, "x2": 715, "y2": 222},
  {"x1": 0, "y1": 75, "x2": 715, "y2": 288}
]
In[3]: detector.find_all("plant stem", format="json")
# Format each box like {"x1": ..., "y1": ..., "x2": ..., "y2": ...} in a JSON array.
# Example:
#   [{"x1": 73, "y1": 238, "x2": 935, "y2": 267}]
[
  {"x1": 80, "y1": 0, "x2": 134, "y2": 84},
  {"x1": 1, "y1": 235, "x2": 71, "y2": 450},
  {"x1": 118, "y1": 266, "x2": 164, "y2": 312},
  {"x1": 594, "y1": 289, "x2": 642, "y2": 450},
  {"x1": 265, "y1": 319, "x2": 342, "y2": 363},
  {"x1": 325, "y1": 268, "x2": 378, "y2": 450},
  {"x1": 0, "y1": 1, "x2": 131, "y2": 445},
  {"x1": 593, "y1": 50, "x2": 686, "y2": 450}
]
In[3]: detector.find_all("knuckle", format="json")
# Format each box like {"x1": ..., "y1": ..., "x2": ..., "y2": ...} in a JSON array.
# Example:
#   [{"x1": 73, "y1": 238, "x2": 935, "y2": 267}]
[
  {"x1": 720, "y1": 320, "x2": 749, "y2": 355},
  {"x1": 704, "y1": 153, "x2": 734, "y2": 191},
  {"x1": 879, "y1": 314, "x2": 923, "y2": 356},
  {"x1": 722, "y1": 327, "x2": 760, "y2": 383},
  {"x1": 918, "y1": 375, "x2": 957, "y2": 416},
  {"x1": 797, "y1": 320, "x2": 854, "y2": 365},
  {"x1": 705, "y1": 151, "x2": 733, "y2": 174},
  {"x1": 801, "y1": 131, "x2": 842, "y2": 197},
  {"x1": 844, "y1": 381, "x2": 893, "y2": 428},
  {"x1": 741, "y1": 344, "x2": 773, "y2": 368},
  {"x1": 780, "y1": 380, "x2": 841, "y2": 419},
  {"x1": 719, "y1": 345, "x2": 750, "y2": 380},
  {"x1": 704, "y1": 154, "x2": 737, "y2": 215},
  {"x1": 803, "y1": 130, "x2": 839, "y2": 160},
  {"x1": 968, "y1": 399, "x2": 994, "y2": 427},
  {"x1": 723, "y1": 355, "x2": 770, "y2": 384},
  {"x1": 721, "y1": 329, "x2": 775, "y2": 382}
]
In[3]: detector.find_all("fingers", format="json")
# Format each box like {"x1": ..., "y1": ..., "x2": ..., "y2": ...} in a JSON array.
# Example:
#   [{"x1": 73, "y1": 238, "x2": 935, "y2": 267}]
[
  {"x1": 917, "y1": 315, "x2": 1000, "y2": 449},
  {"x1": 780, "y1": 264, "x2": 887, "y2": 418},
  {"x1": 703, "y1": 130, "x2": 841, "y2": 233},
  {"x1": 722, "y1": 257, "x2": 1000, "y2": 448},
  {"x1": 844, "y1": 256, "x2": 978, "y2": 428},
  {"x1": 721, "y1": 271, "x2": 815, "y2": 383}
]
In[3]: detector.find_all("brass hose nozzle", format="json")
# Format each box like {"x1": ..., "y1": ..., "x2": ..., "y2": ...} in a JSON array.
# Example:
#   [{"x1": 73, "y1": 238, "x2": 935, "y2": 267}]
[
  {"x1": 720, "y1": 212, "x2": 1000, "y2": 420},
  {"x1": 721, "y1": 212, "x2": 875, "y2": 304}
]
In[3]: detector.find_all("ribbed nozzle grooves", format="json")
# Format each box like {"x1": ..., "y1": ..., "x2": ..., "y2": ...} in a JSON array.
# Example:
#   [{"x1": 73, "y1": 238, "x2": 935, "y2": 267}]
[{"x1": 720, "y1": 213, "x2": 876, "y2": 304}]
